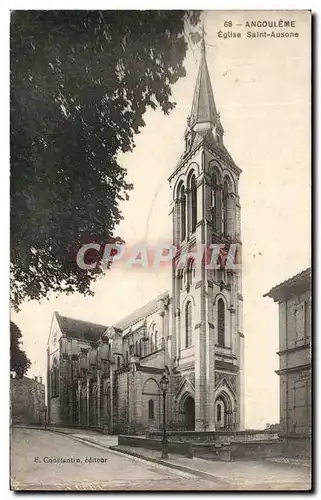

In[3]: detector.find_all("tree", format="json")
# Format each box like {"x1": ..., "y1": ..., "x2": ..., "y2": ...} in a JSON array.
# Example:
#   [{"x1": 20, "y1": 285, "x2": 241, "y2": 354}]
[
  {"x1": 10, "y1": 10, "x2": 201, "y2": 310},
  {"x1": 10, "y1": 322, "x2": 31, "y2": 378}
]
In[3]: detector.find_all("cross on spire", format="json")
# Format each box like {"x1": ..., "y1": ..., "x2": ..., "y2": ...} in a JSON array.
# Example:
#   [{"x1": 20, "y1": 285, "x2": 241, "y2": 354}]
[
  {"x1": 201, "y1": 22, "x2": 206, "y2": 55},
  {"x1": 189, "y1": 23, "x2": 218, "y2": 129}
]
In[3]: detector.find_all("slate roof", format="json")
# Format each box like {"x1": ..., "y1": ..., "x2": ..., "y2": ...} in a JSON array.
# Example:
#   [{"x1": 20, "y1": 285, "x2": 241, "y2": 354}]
[
  {"x1": 113, "y1": 291, "x2": 169, "y2": 331},
  {"x1": 190, "y1": 43, "x2": 218, "y2": 128},
  {"x1": 56, "y1": 312, "x2": 108, "y2": 342},
  {"x1": 264, "y1": 268, "x2": 311, "y2": 302}
]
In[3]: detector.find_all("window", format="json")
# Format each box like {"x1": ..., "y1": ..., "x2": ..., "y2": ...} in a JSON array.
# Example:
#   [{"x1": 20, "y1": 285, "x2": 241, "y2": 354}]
[
  {"x1": 212, "y1": 172, "x2": 221, "y2": 233},
  {"x1": 51, "y1": 358, "x2": 59, "y2": 398},
  {"x1": 218, "y1": 267, "x2": 226, "y2": 285},
  {"x1": 148, "y1": 399, "x2": 154, "y2": 419},
  {"x1": 116, "y1": 356, "x2": 120, "y2": 369},
  {"x1": 154, "y1": 332, "x2": 158, "y2": 351},
  {"x1": 180, "y1": 185, "x2": 186, "y2": 241},
  {"x1": 218, "y1": 298, "x2": 225, "y2": 347},
  {"x1": 217, "y1": 403, "x2": 222, "y2": 422},
  {"x1": 50, "y1": 371, "x2": 54, "y2": 398},
  {"x1": 125, "y1": 351, "x2": 129, "y2": 365},
  {"x1": 55, "y1": 365, "x2": 59, "y2": 396},
  {"x1": 191, "y1": 174, "x2": 197, "y2": 232},
  {"x1": 185, "y1": 301, "x2": 192, "y2": 348},
  {"x1": 135, "y1": 340, "x2": 139, "y2": 355},
  {"x1": 222, "y1": 181, "x2": 229, "y2": 235},
  {"x1": 139, "y1": 339, "x2": 142, "y2": 356},
  {"x1": 187, "y1": 259, "x2": 194, "y2": 287},
  {"x1": 150, "y1": 333, "x2": 154, "y2": 353}
]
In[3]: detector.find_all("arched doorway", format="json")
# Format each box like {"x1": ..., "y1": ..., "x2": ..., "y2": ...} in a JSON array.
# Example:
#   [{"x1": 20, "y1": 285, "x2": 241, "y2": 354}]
[
  {"x1": 215, "y1": 391, "x2": 234, "y2": 430},
  {"x1": 181, "y1": 394, "x2": 195, "y2": 431}
]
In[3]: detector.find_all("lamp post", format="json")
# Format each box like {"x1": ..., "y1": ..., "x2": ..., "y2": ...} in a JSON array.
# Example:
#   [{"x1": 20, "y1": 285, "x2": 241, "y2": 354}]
[{"x1": 160, "y1": 372, "x2": 169, "y2": 459}]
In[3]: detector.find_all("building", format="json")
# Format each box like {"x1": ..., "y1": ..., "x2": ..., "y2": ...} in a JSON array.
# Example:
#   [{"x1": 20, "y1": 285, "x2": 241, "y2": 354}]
[
  {"x1": 47, "y1": 40, "x2": 245, "y2": 433},
  {"x1": 11, "y1": 375, "x2": 45, "y2": 425},
  {"x1": 264, "y1": 268, "x2": 311, "y2": 456}
]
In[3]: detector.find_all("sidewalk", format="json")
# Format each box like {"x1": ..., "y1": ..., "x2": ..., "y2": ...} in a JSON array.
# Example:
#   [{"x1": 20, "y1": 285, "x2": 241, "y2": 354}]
[{"x1": 108, "y1": 445, "x2": 311, "y2": 490}]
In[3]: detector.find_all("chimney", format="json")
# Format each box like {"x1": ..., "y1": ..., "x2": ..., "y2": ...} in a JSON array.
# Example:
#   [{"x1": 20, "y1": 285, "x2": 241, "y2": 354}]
[
  {"x1": 40, "y1": 377, "x2": 43, "y2": 385},
  {"x1": 34, "y1": 376, "x2": 38, "y2": 383}
]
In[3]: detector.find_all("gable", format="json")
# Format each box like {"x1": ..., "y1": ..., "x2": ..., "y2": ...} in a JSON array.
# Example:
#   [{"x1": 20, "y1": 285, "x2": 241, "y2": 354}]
[{"x1": 47, "y1": 312, "x2": 63, "y2": 350}]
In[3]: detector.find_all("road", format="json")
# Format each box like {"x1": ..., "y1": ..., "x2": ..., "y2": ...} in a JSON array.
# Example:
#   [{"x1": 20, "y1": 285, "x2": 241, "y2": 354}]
[{"x1": 10, "y1": 427, "x2": 220, "y2": 491}]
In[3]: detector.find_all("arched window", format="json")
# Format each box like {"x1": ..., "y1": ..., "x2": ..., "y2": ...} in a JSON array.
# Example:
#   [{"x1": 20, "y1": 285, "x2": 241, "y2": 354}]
[
  {"x1": 154, "y1": 332, "x2": 158, "y2": 351},
  {"x1": 148, "y1": 399, "x2": 154, "y2": 419},
  {"x1": 116, "y1": 356, "x2": 120, "y2": 369},
  {"x1": 51, "y1": 358, "x2": 59, "y2": 398},
  {"x1": 218, "y1": 298, "x2": 225, "y2": 347},
  {"x1": 150, "y1": 333, "x2": 154, "y2": 353},
  {"x1": 185, "y1": 301, "x2": 192, "y2": 348},
  {"x1": 125, "y1": 351, "x2": 129, "y2": 365},
  {"x1": 212, "y1": 171, "x2": 221, "y2": 233},
  {"x1": 222, "y1": 181, "x2": 229, "y2": 235},
  {"x1": 180, "y1": 185, "x2": 186, "y2": 241},
  {"x1": 135, "y1": 340, "x2": 138, "y2": 355},
  {"x1": 187, "y1": 259, "x2": 194, "y2": 287},
  {"x1": 217, "y1": 403, "x2": 222, "y2": 422},
  {"x1": 139, "y1": 339, "x2": 142, "y2": 357},
  {"x1": 218, "y1": 267, "x2": 226, "y2": 285},
  {"x1": 54, "y1": 364, "x2": 59, "y2": 396},
  {"x1": 191, "y1": 174, "x2": 197, "y2": 233}
]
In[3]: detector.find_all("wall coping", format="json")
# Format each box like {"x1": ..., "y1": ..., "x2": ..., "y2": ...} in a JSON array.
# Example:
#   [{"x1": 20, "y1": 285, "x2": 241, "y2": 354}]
[{"x1": 150, "y1": 429, "x2": 278, "y2": 436}]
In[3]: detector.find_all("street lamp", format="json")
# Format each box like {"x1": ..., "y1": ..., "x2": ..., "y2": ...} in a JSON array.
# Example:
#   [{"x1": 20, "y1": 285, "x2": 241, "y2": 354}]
[{"x1": 160, "y1": 372, "x2": 169, "y2": 459}]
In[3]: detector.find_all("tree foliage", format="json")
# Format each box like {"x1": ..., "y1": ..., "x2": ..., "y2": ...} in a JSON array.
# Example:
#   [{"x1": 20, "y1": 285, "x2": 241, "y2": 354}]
[
  {"x1": 11, "y1": 10, "x2": 201, "y2": 310},
  {"x1": 10, "y1": 321, "x2": 31, "y2": 378}
]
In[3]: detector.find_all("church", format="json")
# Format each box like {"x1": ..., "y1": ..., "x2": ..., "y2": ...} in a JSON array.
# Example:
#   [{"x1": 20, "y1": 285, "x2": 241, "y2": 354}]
[{"x1": 47, "y1": 40, "x2": 245, "y2": 434}]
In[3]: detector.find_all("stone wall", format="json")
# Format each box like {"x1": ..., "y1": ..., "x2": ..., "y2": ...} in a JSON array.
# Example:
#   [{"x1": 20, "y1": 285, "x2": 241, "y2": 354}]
[
  {"x1": 230, "y1": 440, "x2": 283, "y2": 460},
  {"x1": 118, "y1": 435, "x2": 283, "y2": 461},
  {"x1": 118, "y1": 435, "x2": 193, "y2": 458},
  {"x1": 282, "y1": 434, "x2": 311, "y2": 458},
  {"x1": 148, "y1": 429, "x2": 279, "y2": 443},
  {"x1": 11, "y1": 377, "x2": 45, "y2": 424},
  {"x1": 49, "y1": 397, "x2": 60, "y2": 424}
]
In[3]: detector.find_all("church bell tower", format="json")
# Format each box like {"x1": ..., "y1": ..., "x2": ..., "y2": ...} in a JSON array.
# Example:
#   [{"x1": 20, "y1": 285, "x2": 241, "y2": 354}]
[{"x1": 169, "y1": 37, "x2": 244, "y2": 431}]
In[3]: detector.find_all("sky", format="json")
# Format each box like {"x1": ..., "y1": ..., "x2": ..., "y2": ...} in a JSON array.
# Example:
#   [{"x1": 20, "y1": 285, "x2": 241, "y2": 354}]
[{"x1": 11, "y1": 11, "x2": 311, "y2": 429}]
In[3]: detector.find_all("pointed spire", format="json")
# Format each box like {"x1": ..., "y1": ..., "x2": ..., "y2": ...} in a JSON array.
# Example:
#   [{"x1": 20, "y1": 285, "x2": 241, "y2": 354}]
[{"x1": 190, "y1": 30, "x2": 218, "y2": 130}]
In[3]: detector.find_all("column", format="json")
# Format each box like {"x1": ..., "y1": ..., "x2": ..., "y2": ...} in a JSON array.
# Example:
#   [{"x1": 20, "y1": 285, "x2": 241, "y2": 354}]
[
  {"x1": 109, "y1": 364, "x2": 114, "y2": 434},
  {"x1": 78, "y1": 379, "x2": 81, "y2": 425},
  {"x1": 159, "y1": 310, "x2": 165, "y2": 362},
  {"x1": 175, "y1": 309, "x2": 181, "y2": 360},
  {"x1": 134, "y1": 370, "x2": 142, "y2": 429},
  {"x1": 205, "y1": 290, "x2": 216, "y2": 431},
  {"x1": 186, "y1": 188, "x2": 191, "y2": 237},
  {"x1": 227, "y1": 193, "x2": 236, "y2": 239},
  {"x1": 86, "y1": 377, "x2": 90, "y2": 427},
  {"x1": 176, "y1": 199, "x2": 181, "y2": 245},
  {"x1": 194, "y1": 268, "x2": 208, "y2": 431},
  {"x1": 235, "y1": 195, "x2": 241, "y2": 241},
  {"x1": 97, "y1": 373, "x2": 101, "y2": 427}
]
